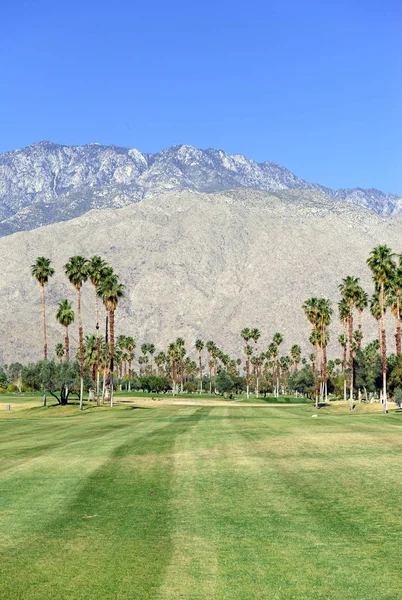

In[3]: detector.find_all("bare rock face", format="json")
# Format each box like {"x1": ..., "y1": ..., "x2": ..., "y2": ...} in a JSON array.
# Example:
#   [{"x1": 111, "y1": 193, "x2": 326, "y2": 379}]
[
  {"x1": 0, "y1": 142, "x2": 400, "y2": 237},
  {"x1": 0, "y1": 188, "x2": 401, "y2": 365}
]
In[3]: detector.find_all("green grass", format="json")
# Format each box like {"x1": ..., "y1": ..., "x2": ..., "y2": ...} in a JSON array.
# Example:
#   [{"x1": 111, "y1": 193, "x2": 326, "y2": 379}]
[{"x1": 1, "y1": 402, "x2": 402, "y2": 599}]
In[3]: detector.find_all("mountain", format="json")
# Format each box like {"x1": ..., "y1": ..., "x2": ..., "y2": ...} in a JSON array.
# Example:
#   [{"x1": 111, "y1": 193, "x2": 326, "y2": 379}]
[
  {"x1": 0, "y1": 141, "x2": 400, "y2": 236},
  {"x1": 0, "y1": 187, "x2": 401, "y2": 364}
]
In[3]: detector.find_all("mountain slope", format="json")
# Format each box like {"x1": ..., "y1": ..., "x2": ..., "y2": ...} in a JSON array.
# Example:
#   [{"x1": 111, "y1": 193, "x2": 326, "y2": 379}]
[
  {"x1": 0, "y1": 188, "x2": 401, "y2": 364},
  {"x1": 0, "y1": 141, "x2": 400, "y2": 236}
]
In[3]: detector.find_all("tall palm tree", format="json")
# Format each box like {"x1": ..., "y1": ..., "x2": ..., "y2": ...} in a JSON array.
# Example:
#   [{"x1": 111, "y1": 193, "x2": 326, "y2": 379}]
[
  {"x1": 87, "y1": 256, "x2": 108, "y2": 400},
  {"x1": 148, "y1": 343, "x2": 156, "y2": 375},
  {"x1": 302, "y1": 297, "x2": 320, "y2": 407},
  {"x1": 65, "y1": 256, "x2": 89, "y2": 410},
  {"x1": 251, "y1": 328, "x2": 261, "y2": 397},
  {"x1": 273, "y1": 332, "x2": 283, "y2": 397},
  {"x1": 367, "y1": 245, "x2": 396, "y2": 413},
  {"x1": 82, "y1": 334, "x2": 99, "y2": 380},
  {"x1": 317, "y1": 298, "x2": 332, "y2": 403},
  {"x1": 175, "y1": 338, "x2": 185, "y2": 392},
  {"x1": 386, "y1": 260, "x2": 402, "y2": 356},
  {"x1": 338, "y1": 298, "x2": 350, "y2": 402},
  {"x1": 355, "y1": 287, "x2": 368, "y2": 348},
  {"x1": 241, "y1": 328, "x2": 252, "y2": 397},
  {"x1": 55, "y1": 299, "x2": 74, "y2": 361},
  {"x1": 125, "y1": 336, "x2": 136, "y2": 390},
  {"x1": 195, "y1": 339, "x2": 204, "y2": 393},
  {"x1": 370, "y1": 293, "x2": 382, "y2": 346},
  {"x1": 168, "y1": 342, "x2": 178, "y2": 395},
  {"x1": 206, "y1": 340, "x2": 217, "y2": 394},
  {"x1": 31, "y1": 256, "x2": 55, "y2": 360},
  {"x1": 98, "y1": 274, "x2": 125, "y2": 406},
  {"x1": 339, "y1": 276, "x2": 360, "y2": 408},
  {"x1": 55, "y1": 343, "x2": 64, "y2": 362}
]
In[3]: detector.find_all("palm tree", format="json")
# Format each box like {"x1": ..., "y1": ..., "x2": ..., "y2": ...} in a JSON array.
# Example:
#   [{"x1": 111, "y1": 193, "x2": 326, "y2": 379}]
[
  {"x1": 251, "y1": 328, "x2": 261, "y2": 397},
  {"x1": 65, "y1": 256, "x2": 89, "y2": 410},
  {"x1": 195, "y1": 339, "x2": 204, "y2": 393},
  {"x1": 317, "y1": 299, "x2": 332, "y2": 402},
  {"x1": 241, "y1": 328, "x2": 252, "y2": 397},
  {"x1": 290, "y1": 345, "x2": 301, "y2": 372},
  {"x1": 168, "y1": 342, "x2": 178, "y2": 395},
  {"x1": 82, "y1": 334, "x2": 99, "y2": 380},
  {"x1": 338, "y1": 298, "x2": 350, "y2": 402},
  {"x1": 56, "y1": 299, "x2": 74, "y2": 361},
  {"x1": 206, "y1": 341, "x2": 217, "y2": 394},
  {"x1": 98, "y1": 274, "x2": 125, "y2": 406},
  {"x1": 125, "y1": 336, "x2": 136, "y2": 390},
  {"x1": 148, "y1": 343, "x2": 156, "y2": 375},
  {"x1": 87, "y1": 256, "x2": 108, "y2": 400},
  {"x1": 370, "y1": 293, "x2": 382, "y2": 345},
  {"x1": 55, "y1": 343, "x2": 64, "y2": 362},
  {"x1": 303, "y1": 298, "x2": 320, "y2": 407},
  {"x1": 386, "y1": 260, "x2": 402, "y2": 356},
  {"x1": 367, "y1": 245, "x2": 396, "y2": 412},
  {"x1": 176, "y1": 338, "x2": 185, "y2": 392},
  {"x1": 339, "y1": 276, "x2": 360, "y2": 408},
  {"x1": 31, "y1": 257, "x2": 55, "y2": 360},
  {"x1": 273, "y1": 332, "x2": 283, "y2": 397},
  {"x1": 355, "y1": 287, "x2": 368, "y2": 348}
]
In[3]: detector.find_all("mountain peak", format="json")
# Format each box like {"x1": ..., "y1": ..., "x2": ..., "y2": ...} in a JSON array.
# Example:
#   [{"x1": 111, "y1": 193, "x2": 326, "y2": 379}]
[{"x1": 0, "y1": 141, "x2": 400, "y2": 237}]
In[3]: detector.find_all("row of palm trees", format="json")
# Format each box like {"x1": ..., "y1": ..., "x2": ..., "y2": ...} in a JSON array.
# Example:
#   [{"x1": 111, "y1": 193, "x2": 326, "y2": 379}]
[
  {"x1": 31, "y1": 255, "x2": 125, "y2": 409},
  {"x1": 301, "y1": 245, "x2": 402, "y2": 412}
]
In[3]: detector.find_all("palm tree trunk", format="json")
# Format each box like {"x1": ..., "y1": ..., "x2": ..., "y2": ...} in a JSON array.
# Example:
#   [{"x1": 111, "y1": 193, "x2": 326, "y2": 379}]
[
  {"x1": 396, "y1": 295, "x2": 401, "y2": 356},
  {"x1": 65, "y1": 325, "x2": 70, "y2": 361},
  {"x1": 199, "y1": 355, "x2": 203, "y2": 393},
  {"x1": 102, "y1": 313, "x2": 108, "y2": 404},
  {"x1": 380, "y1": 284, "x2": 387, "y2": 412},
  {"x1": 343, "y1": 321, "x2": 347, "y2": 402},
  {"x1": 41, "y1": 285, "x2": 47, "y2": 360},
  {"x1": 109, "y1": 310, "x2": 115, "y2": 407},
  {"x1": 78, "y1": 287, "x2": 84, "y2": 411},
  {"x1": 94, "y1": 285, "x2": 101, "y2": 404},
  {"x1": 323, "y1": 344, "x2": 328, "y2": 402},
  {"x1": 357, "y1": 309, "x2": 362, "y2": 348},
  {"x1": 314, "y1": 331, "x2": 319, "y2": 408},
  {"x1": 349, "y1": 312, "x2": 354, "y2": 410}
]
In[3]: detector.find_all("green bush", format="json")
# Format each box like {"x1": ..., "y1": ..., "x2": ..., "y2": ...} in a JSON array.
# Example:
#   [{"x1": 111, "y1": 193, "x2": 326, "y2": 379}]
[
  {"x1": 394, "y1": 387, "x2": 402, "y2": 404},
  {"x1": 20, "y1": 385, "x2": 33, "y2": 393},
  {"x1": 0, "y1": 388, "x2": 5, "y2": 394},
  {"x1": 6, "y1": 384, "x2": 17, "y2": 393}
]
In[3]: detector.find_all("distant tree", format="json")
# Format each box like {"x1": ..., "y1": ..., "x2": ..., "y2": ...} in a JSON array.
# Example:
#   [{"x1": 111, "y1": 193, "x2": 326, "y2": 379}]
[
  {"x1": 215, "y1": 370, "x2": 234, "y2": 396},
  {"x1": 55, "y1": 343, "x2": 65, "y2": 362},
  {"x1": 21, "y1": 360, "x2": 91, "y2": 405}
]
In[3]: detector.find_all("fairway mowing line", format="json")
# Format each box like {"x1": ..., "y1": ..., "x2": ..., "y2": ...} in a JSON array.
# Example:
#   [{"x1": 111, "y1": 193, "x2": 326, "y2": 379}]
[
  {"x1": 157, "y1": 409, "x2": 219, "y2": 600},
  {"x1": 0, "y1": 405, "x2": 213, "y2": 600},
  {"x1": 226, "y1": 410, "x2": 402, "y2": 598}
]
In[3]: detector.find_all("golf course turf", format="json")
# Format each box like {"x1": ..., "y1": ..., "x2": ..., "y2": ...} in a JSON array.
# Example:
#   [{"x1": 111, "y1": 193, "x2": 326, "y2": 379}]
[{"x1": 1, "y1": 399, "x2": 402, "y2": 599}]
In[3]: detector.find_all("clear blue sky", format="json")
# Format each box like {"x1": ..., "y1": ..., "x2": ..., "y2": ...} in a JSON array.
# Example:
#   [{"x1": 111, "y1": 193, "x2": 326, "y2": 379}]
[{"x1": 1, "y1": 0, "x2": 401, "y2": 192}]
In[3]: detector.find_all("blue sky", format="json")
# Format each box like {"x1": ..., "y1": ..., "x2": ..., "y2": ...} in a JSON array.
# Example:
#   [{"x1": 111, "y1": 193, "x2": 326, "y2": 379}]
[{"x1": 1, "y1": 0, "x2": 401, "y2": 192}]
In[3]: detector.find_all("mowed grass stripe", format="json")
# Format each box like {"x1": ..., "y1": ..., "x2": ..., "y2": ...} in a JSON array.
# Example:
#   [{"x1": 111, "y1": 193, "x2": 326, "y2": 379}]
[
  {"x1": 1, "y1": 404, "x2": 402, "y2": 599},
  {"x1": 0, "y1": 406, "x2": 211, "y2": 599}
]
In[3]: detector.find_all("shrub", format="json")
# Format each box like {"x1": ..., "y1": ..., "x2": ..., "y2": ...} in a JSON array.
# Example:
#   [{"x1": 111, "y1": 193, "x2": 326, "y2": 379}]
[
  {"x1": 0, "y1": 388, "x2": 6, "y2": 394},
  {"x1": 183, "y1": 382, "x2": 197, "y2": 393},
  {"x1": 7, "y1": 384, "x2": 17, "y2": 393},
  {"x1": 394, "y1": 387, "x2": 402, "y2": 405}
]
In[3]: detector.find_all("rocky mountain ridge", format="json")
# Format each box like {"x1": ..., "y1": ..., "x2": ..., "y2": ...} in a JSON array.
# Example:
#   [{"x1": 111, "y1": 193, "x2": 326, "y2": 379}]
[
  {"x1": 0, "y1": 141, "x2": 400, "y2": 236},
  {"x1": 0, "y1": 187, "x2": 401, "y2": 364}
]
